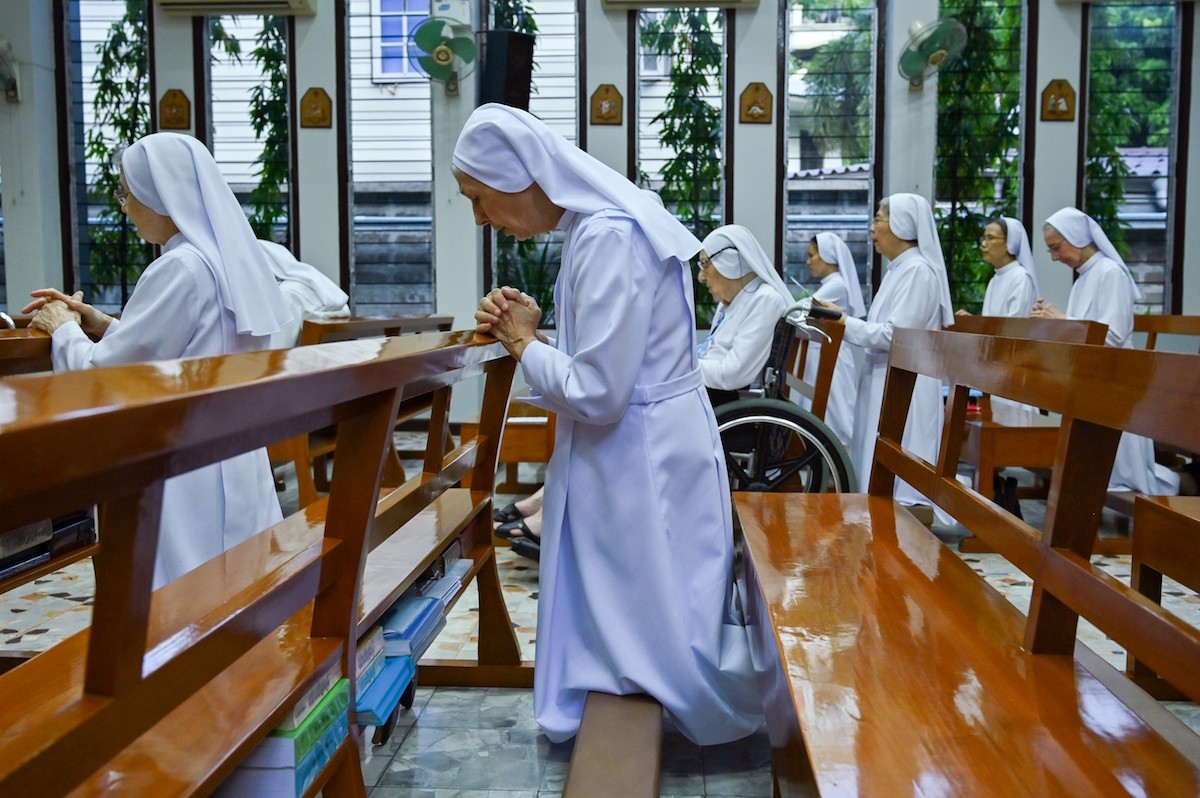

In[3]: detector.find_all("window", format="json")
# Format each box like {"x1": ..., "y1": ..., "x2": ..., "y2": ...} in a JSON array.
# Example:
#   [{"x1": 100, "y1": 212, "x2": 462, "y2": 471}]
[
  {"x1": 1085, "y1": 3, "x2": 1177, "y2": 315},
  {"x1": 372, "y1": 0, "x2": 430, "y2": 82},
  {"x1": 784, "y1": 1, "x2": 875, "y2": 299}
]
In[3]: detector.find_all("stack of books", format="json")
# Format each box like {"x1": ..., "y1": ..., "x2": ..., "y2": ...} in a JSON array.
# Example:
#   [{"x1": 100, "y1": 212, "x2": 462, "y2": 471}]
[
  {"x1": 356, "y1": 626, "x2": 386, "y2": 695},
  {"x1": 354, "y1": 654, "x2": 416, "y2": 727},
  {"x1": 379, "y1": 594, "x2": 446, "y2": 658},
  {"x1": 419, "y1": 558, "x2": 472, "y2": 606},
  {"x1": 215, "y1": 667, "x2": 350, "y2": 797}
]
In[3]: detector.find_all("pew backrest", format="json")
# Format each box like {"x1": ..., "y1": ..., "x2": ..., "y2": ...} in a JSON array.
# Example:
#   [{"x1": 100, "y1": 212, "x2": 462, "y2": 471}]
[
  {"x1": 784, "y1": 318, "x2": 844, "y2": 421},
  {"x1": 299, "y1": 314, "x2": 454, "y2": 346},
  {"x1": 1135, "y1": 313, "x2": 1200, "y2": 353}
]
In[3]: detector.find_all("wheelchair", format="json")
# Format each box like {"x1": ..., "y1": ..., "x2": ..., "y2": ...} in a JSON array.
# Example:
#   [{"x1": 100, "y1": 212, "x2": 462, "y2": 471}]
[{"x1": 711, "y1": 300, "x2": 857, "y2": 493}]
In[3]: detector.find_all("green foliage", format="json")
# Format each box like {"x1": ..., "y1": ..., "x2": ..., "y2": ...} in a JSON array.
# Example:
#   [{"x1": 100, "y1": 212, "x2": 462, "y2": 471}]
[
  {"x1": 1084, "y1": 4, "x2": 1175, "y2": 256},
  {"x1": 245, "y1": 16, "x2": 290, "y2": 241},
  {"x1": 935, "y1": 0, "x2": 1021, "y2": 313},
  {"x1": 493, "y1": 0, "x2": 538, "y2": 35},
  {"x1": 85, "y1": 0, "x2": 151, "y2": 303},
  {"x1": 798, "y1": 4, "x2": 873, "y2": 164},
  {"x1": 640, "y1": 9, "x2": 723, "y2": 323}
]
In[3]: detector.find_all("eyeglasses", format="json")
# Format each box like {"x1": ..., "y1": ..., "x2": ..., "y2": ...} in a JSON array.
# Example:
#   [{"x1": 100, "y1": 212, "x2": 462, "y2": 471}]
[
  {"x1": 980, "y1": 234, "x2": 1004, "y2": 243},
  {"x1": 112, "y1": 187, "x2": 128, "y2": 208},
  {"x1": 698, "y1": 247, "x2": 735, "y2": 269}
]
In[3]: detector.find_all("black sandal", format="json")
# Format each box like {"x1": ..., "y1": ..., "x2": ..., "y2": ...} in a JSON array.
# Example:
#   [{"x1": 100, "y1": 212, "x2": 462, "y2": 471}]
[
  {"x1": 511, "y1": 536, "x2": 541, "y2": 562},
  {"x1": 494, "y1": 518, "x2": 540, "y2": 542},
  {"x1": 493, "y1": 502, "x2": 525, "y2": 524}
]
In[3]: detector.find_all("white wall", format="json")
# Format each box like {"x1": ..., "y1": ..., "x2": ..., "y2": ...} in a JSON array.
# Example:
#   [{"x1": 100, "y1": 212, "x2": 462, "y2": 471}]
[
  {"x1": 1184, "y1": 20, "x2": 1200, "y2": 315},
  {"x1": 581, "y1": 0, "x2": 629, "y2": 175},
  {"x1": 1027, "y1": 0, "x2": 1084, "y2": 309},
  {"x1": 0, "y1": 0, "x2": 66, "y2": 310},
  {"x1": 881, "y1": 0, "x2": 938, "y2": 200}
]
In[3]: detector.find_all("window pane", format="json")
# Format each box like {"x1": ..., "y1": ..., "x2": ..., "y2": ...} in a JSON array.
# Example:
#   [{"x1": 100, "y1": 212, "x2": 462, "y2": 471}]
[
  {"x1": 1085, "y1": 3, "x2": 1176, "y2": 314},
  {"x1": 784, "y1": 2, "x2": 875, "y2": 301}
]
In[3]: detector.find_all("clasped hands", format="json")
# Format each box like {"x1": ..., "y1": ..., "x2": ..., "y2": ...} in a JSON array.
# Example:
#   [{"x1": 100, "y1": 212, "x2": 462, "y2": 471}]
[
  {"x1": 1030, "y1": 298, "x2": 1064, "y2": 319},
  {"x1": 475, "y1": 286, "x2": 542, "y2": 361},
  {"x1": 22, "y1": 289, "x2": 112, "y2": 340}
]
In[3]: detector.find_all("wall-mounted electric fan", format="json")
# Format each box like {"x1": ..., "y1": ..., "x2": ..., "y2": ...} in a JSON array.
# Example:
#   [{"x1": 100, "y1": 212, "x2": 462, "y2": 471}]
[
  {"x1": 897, "y1": 19, "x2": 967, "y2": 90},
  {"x1": 410, "y1": 17, "x2": 477, "y2": 96}
]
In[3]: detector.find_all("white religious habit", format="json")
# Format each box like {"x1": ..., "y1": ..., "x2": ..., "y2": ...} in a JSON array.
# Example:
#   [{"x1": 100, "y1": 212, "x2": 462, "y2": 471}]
[
  {"x1": 697, "y1": 225, "x2": 791, "y2": 392},
  {"x1": 981, "y1": 216, "x2": 1038, "y2": 317},
  {"x1": 49, "y1": 133, "x2": 287, "y2": 588},
  {"x1": 800, "y1": 232, "x2": 866, "y2": 447},
  {"x1": 843, "y1": 194, "x2": 954, "y2": 515},
  {"x1": 455, "y1": 104, "x2": 764, "y2": 745},
  {"x1": 258, "y1": 240, "x2": 351, "y2": 349},
  {"x1": 1047, "y1": 207, "x2": 1178, "y2": 496}
]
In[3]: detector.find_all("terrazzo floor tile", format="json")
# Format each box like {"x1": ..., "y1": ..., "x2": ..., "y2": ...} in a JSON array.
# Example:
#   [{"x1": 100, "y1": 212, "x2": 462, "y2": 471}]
[{"x1": 377, "y1": 727, "x2": 552, "y2": 791}]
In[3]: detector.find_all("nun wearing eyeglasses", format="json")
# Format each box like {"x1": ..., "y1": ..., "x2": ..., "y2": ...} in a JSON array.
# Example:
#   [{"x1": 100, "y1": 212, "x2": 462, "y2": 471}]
[
  {"x1": 695, "y1": 225, "x2": 792, "y2": 407},
  {"x1": 802, "y1": 232, "x2": 865, "y2": 447},
  {"x1": 23, "y1": 132, "x2": 289, "y2": 587},
  {"x1": 958, "y1": 216, "x2": 1039, "y2": 318},
  {"x1": 1032, "y1": 207, "x2": 1178, "y2": 496},
  {"x1": 817, "y1": 194, "x2": 954, "y2": 523},
  {"x1": 461, "y1": 104, "x2": 763, "y2": 745}
]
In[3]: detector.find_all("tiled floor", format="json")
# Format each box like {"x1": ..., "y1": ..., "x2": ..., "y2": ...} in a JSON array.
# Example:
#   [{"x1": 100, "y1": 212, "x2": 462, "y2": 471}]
[{"x1": 2, "y1": 461, "x2": 1199, "y2": 796}]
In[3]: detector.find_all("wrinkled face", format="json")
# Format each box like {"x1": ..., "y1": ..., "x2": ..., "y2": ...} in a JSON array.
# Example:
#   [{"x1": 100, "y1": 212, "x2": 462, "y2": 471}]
[
  {"x1": 979, "y1": 222, "x2": 1009, "y2": 267},
  {"x1": 1044, "y1": 226, "x2": 1088, "y2": 269},
  {"x1": 454, "y1": 171, "x2": 557, "y2": 241},
  {"x1": 807, "y1": 242, "x2": 837, "y2": 279},
  {"x1": 869, "y1": 205, "x2": 902, "y2": 257},
  {"x1": 119, "y1": 173, "x2": 179, "y2": 246},
  {"x1": 697, "y1": 248, "x2": 744, "y2": 305}
]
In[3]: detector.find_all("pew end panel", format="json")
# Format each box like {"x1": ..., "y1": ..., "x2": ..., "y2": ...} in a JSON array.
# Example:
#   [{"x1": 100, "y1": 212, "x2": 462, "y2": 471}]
[{"x1": 735, "y1": 330, "x2": 1200, "y2": 796}]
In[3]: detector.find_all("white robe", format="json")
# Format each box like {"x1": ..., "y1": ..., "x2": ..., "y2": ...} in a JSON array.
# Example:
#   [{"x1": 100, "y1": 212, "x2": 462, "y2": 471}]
[
  {"x1": 843, "y1": 248, "x2": 947, "y2": 512},
  {"x1": 981, "y1": 262, "x2": 1037, "y2": 318},
  {"x1": 698, "y1": 277, "x2": 788, "y2": 391},
  {"x1": 799, "y1": 272, "x2": 859, "y2": 447},
  {"x1": 1065, "y1": 253, "x2": 1178, "y2": 496},
  {"x1": 520, "y1": 209, "x2": 763, "y2": 745},
  {"x1": 50, "y1": 235, "x2": 284, "y2": 588}
]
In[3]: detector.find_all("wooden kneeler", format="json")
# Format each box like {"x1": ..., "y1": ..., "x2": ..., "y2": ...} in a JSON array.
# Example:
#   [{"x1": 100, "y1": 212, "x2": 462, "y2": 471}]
[{"x1": 562, "y1": 692, "x2": 663, "y2": 798}]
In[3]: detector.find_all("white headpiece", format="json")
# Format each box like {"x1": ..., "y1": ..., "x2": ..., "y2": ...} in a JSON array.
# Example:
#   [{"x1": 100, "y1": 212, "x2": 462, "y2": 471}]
[
  {"x1": 121, "y1": 133, "x2": 289, "y2": 337},
  {"x1": 815, "y1": 232, "x2": 866, "y2": 317},
  {"x1": 1044, "y1": 207, "x2": 1141, "y2": 301},
  {"x1": 700, "y1": 225, "x2": 792, "y2": 305},
  {"x1": 453, "y1": 104, "x2": 701, "y2": 263},
  {"x1": 885, "y1": 193, "x2": 954, "y2": 325},
  {"x1": 998, "y1": 217, "x2": 1041, "y2": 297},
  {"x1": 258, "y1": 240, "x2": 349, "y2": 312}
]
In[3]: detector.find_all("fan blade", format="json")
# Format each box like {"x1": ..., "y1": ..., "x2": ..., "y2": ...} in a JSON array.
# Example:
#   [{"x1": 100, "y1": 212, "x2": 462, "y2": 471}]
[
  {"x1": 413, "y1": 19, "x2": 448, "y2": 53},
  {"x1": 447, "y1": 36, "x2": 477, "y2": 63},
  {"x1": 418, "y1": 54, "x2": 455, "y2": 82},
  {"x1": 898, "y1": 47, "x2": 929, "y2": 79}
]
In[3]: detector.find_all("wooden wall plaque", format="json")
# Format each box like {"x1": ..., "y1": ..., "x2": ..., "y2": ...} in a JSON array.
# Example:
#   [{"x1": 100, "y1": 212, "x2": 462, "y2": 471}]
[
  {"x1": 158, "y1": 89, "x2": 190, "y2": 130},
  {"x1": 739, "y1": 83, "x2": 772, "y2": 124},
  {"x1": 590, "y1": 84, "x2": 622, "y2": 126},
  {"x1": 300, "y1": 87, "x2": 333, "y2": 128},
  {"x1": 1040, "y1": 79, "x2": 1076, "y2": 122}
]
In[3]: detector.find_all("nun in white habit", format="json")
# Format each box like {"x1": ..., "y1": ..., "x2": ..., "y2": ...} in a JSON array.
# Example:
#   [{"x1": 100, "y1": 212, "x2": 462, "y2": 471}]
[
  {"x1": 978, "y1": 216, "x2": 1039, "y2": 317},
  {"x1": 696, "y1": 224, "x2": 792, "y2": 401},
  {"x1": 817, "y1": 194, "x2": 953, "y2": 518},
  {"x1": 258, "y1": 239, "x2": 351, "y2": 349},
  {"x1": 800, "y1": 232, "x2": 866, "y2": 446},
  {"x1": 460, "y1": 104, "x2": 763, "y2": 745},
  {"x1": 1033, "y1": 207, "x2": 1178, "y2": 496},
  {"x1": 25, "y1": 132, "x2": 288, "y2": 587}
]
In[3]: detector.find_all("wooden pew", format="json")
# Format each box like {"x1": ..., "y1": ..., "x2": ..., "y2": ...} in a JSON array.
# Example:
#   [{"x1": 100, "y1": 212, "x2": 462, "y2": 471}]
[
  {"x1": 783, "y1": 316, "x2": 845, "y2": 423},
  {"x1": 275, "y1": 314, "x2": 455, "y2": 503},
  {"x1": 735, "y1": 329, "x2": 1200, "y2": 797},
  {"x1": 562, "y1": 692, "x2": 663, "y2": 798},
  {"x1": 0, "y1": 329, "x2": 523, "y2": 796},
  {"x1": 945, "y1": 317, "x2": 1109, "y2": 551}
]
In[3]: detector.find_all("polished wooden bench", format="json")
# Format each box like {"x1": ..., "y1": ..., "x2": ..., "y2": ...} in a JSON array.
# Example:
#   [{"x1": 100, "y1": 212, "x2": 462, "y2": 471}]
[
  {"x1": 735, "y1": 329, "x2": 1200, "y2": 796},
  {"x1": 0, "y1": 329, "x2": 522, "y2": 796}
]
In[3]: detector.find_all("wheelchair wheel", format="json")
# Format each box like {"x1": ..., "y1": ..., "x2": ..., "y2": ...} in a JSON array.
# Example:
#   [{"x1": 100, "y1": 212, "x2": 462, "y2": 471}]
[{"x1": 714, "y1": 398, "x2": 856, "y2": 493}]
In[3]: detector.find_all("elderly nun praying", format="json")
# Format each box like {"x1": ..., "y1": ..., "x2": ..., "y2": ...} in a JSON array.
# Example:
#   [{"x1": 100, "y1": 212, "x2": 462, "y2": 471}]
[
  {"x1": 459, "y1": 103, "x2": 763, "y2": 745},
  {"x1": 818, "y1": 193, "x2": 954, "y2": 523},
  {"x1": 695, "y1": 224, "x2": 792, "y2": 406},
  {"x1": 1032, "y1": 207, "x2": 1179, "y2": 497},
  {"x1": 24, "y1": 131, "x2": 289, "y2": 588}
]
